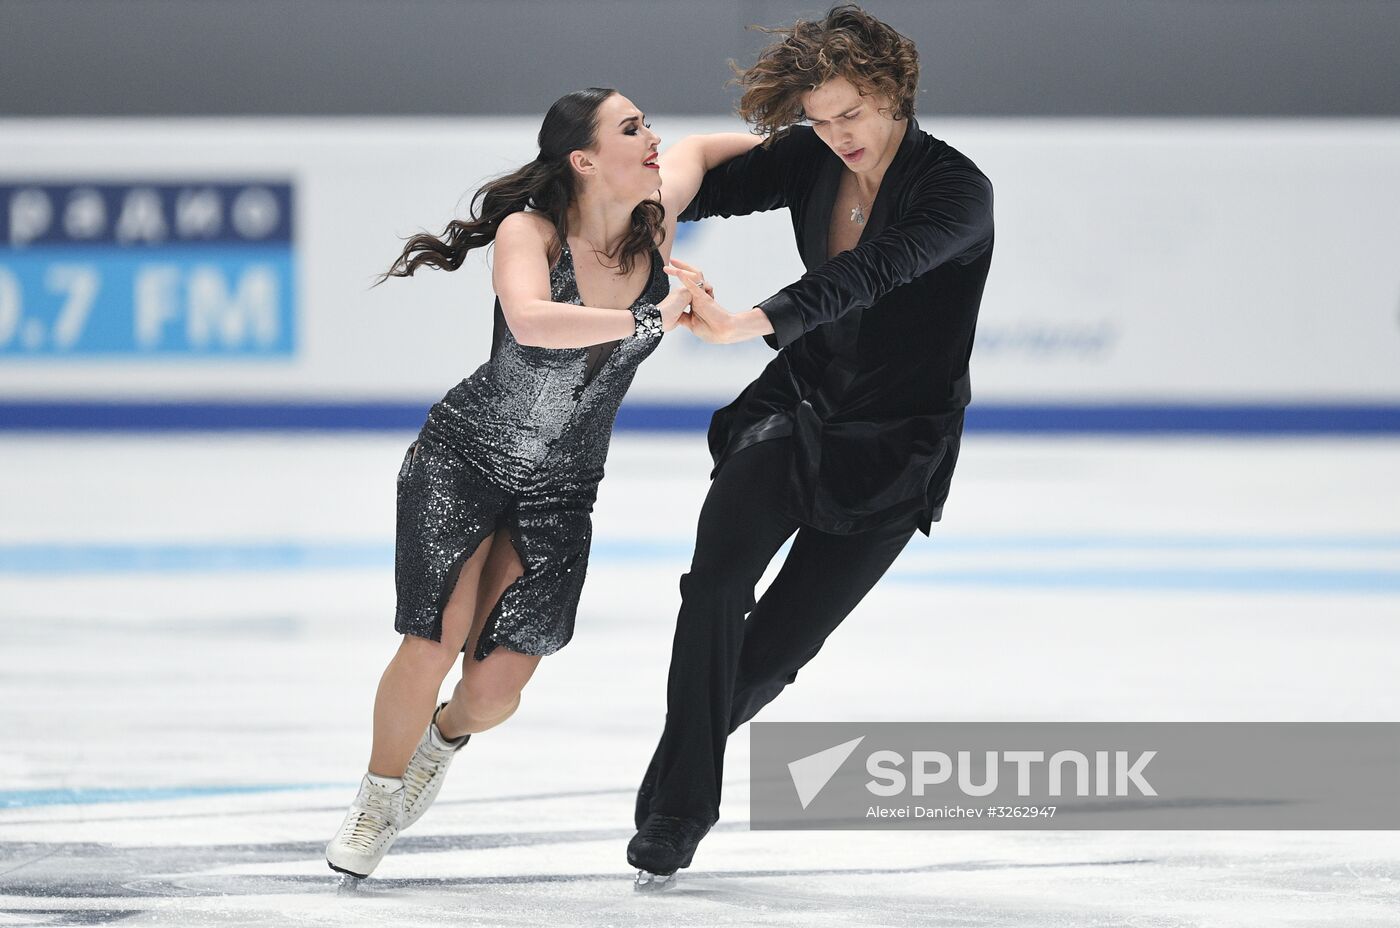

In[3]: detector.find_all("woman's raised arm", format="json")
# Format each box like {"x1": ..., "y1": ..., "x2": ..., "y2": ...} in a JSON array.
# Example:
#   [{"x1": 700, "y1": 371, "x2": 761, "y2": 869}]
[{"x1": 655, "y1": 132, "x2": 765, "y2": 263}]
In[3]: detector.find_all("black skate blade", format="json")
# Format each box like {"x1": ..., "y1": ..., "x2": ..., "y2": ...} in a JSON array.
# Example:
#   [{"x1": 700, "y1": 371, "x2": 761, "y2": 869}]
[{"x1": 633, "y1": 868, "x2": 677, "y2": 892}]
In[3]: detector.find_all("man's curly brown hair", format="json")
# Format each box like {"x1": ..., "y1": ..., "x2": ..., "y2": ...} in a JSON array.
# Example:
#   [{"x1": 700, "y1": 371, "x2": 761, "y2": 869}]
[{"x1": 729, "y1": 3, "x2": 920, "y2": 143}]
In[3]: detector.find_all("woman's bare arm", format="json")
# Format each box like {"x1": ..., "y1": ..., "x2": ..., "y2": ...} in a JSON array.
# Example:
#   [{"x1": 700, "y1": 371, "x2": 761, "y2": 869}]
[
  {"x1": 492, "y1": 211, "x2": 679, "y2": 349},
  {"x1": 655, "y1": 132, "x2": 765, "y2": 264}
]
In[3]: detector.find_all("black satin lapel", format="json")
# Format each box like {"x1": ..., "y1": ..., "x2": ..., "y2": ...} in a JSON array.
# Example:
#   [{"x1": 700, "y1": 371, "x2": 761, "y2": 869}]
[
  {"x1": 858, "y1": 117, "x2": 919, "y2": 244},
  {"x1": 804, "y1": 153, "x2": 842, "y2": 266}
]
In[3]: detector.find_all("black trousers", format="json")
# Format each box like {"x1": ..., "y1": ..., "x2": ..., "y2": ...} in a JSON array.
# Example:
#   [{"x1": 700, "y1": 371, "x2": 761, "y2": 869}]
[{"x1": 636, "y1": 438, "x2": 921, "y2": 828}]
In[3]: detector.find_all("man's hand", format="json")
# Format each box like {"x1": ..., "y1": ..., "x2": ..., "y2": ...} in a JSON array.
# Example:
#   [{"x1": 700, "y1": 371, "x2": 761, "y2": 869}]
[
  {"x1": 665, "y1": 259, "x2": 731, "y2": 343},
  {"x1": 665, "y1": 258, "x2": 775, "y2": 344}
]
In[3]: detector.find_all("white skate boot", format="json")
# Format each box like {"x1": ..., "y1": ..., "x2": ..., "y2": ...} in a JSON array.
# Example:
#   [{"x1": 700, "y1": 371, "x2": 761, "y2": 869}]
[
  {"x1": 325, "y1": 773, "x2": 405, "y2": 880},
  {"x1": 401, "y1": 701, "x2": 470, "y2": 829}
]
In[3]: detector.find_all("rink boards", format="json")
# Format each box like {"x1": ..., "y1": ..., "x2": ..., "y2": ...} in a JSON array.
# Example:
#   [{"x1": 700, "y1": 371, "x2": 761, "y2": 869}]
[{"x1": 0, "y1": 117, "x2": 1398, "y2": 431}]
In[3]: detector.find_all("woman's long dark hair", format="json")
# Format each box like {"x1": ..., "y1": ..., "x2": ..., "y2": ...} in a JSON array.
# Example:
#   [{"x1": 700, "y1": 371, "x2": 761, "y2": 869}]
[{"x1": 373, "y1": 87, "x2": 665, "y2": 287}]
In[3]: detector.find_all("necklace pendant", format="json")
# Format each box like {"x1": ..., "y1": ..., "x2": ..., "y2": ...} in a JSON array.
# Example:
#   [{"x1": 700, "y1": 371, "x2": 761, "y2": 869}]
[{"x1": 850, "y1": 203, "x2": 866, "y2": 225}]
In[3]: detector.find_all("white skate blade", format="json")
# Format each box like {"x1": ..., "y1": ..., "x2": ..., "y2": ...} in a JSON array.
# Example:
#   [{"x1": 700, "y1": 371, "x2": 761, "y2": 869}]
[
  {"x1": 633, "y1": 869, "x2": 677, "y2": 892},
  {"x1": 334, "y1": 870, "x2": 367, "y2": 894}
]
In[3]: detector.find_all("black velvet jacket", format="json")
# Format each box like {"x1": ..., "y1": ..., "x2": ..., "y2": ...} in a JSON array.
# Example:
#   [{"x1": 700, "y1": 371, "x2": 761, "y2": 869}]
[{"x1": 678, "y1": 117, "x2": 995, "y2": 535}]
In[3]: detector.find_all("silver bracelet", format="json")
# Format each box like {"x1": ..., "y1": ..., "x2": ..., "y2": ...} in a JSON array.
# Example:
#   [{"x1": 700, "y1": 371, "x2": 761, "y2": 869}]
[{"x1": 630, "y1": 301, "x2": 664, "y2": 340}]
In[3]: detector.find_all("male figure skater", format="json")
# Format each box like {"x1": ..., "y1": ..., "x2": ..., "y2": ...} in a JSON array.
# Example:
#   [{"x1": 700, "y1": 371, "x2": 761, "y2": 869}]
[{"x1": 627, "y1": 4, "x2": 995, "y2": 886}]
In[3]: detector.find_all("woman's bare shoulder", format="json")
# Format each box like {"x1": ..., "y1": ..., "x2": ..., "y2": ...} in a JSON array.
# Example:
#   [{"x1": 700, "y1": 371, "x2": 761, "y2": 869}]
[{"x1": 497, "y1": 209, "x2": 556, "y2": 244}]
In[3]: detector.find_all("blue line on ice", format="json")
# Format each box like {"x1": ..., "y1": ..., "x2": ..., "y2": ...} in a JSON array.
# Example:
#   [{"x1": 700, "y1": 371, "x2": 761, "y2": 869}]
[
  {"x1": 0, "y1": 541, "x2": 396, "y2": 573},
  {"x1": 0, "y1": 539, "x2": 1397, "y2": 592},
  {"x1": 0, "y1": 783, "x2": 352, "y2": 809},
  {"x1": 888, "y1": 567, "x2": 1400, "y2": 593}
]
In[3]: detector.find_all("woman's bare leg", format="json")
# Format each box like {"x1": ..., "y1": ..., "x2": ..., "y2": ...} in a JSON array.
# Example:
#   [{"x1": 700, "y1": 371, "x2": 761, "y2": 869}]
[
  {"x1": 437, "y1": 527, "x2": 541, "y2": 738},
  {"x1": 367, "y1": 532, "x2": 496, "y2": 777}
]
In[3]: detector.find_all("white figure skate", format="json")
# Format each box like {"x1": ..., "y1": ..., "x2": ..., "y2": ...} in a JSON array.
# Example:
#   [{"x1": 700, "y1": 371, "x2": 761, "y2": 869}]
[
  {"x1": 325, "y1": 773, "x2": 405, "y2": 880},
  {"x1": 400, "y1": 701, "x2": 470, "y2": 829}
]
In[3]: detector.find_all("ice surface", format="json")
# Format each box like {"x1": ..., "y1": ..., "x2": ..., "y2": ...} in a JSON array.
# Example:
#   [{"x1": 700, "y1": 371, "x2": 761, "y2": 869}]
[{"x1": 2, "y1": 434, "x2": 1398, "y2": 926}]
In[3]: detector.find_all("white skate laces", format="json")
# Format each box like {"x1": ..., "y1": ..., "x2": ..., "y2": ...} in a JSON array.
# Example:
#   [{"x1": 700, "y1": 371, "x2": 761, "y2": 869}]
[
  {"x1": 401, "y1": 702, "x2": 470, "y2": 830},
  {"x1": 325, "y1": 774, "x2": 405, "y2": 879}
]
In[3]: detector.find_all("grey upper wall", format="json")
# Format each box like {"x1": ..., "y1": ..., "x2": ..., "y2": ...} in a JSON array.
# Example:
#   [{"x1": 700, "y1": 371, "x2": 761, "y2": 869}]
[{"x1": 2, "y1": 0, "x2": 1398, "y2": 117}]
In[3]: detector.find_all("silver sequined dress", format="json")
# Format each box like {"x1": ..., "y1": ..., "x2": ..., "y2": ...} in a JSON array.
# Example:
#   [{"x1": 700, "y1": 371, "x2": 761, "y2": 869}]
[{"x1": 394, "y1": 241, "x2": 667, "y2": 660}]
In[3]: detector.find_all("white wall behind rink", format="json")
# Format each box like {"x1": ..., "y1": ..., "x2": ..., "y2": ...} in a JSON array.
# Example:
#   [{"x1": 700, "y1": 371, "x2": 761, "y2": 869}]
[{"x1": 1, "y1": 116, "x2": 1397, "y2": 405}]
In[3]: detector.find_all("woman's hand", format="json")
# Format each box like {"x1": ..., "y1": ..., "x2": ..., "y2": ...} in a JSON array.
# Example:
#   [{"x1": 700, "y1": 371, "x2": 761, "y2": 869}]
[
  {"x1": 666, "y1": 259, "x2": 740, "y2": 344},
  {"x1": 668, "y1": 257, "x2": 777, "y2": 344},
  {"x1": 657, "y1": 284, "x2": 693, "y2": 333},
  {"x1": 667, "y1": 257, "x2": 715, "y2": 299}
]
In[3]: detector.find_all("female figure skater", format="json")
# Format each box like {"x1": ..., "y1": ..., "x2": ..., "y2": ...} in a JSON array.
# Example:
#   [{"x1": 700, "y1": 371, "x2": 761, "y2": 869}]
[{"x1": 323, "y1": 87, "x2": 758, "y2": 880}]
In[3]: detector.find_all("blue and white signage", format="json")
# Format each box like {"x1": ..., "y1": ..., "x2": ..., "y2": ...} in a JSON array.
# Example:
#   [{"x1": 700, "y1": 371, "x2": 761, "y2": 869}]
[{"x1": 0, "y1": 181, "x2": 296, "y2": 357}]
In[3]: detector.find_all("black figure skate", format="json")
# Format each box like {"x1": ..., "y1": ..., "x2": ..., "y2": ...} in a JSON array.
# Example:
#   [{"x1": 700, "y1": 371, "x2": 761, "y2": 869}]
[{"x1": 627, "y1": 813, "x2": 711, "y2": 891}]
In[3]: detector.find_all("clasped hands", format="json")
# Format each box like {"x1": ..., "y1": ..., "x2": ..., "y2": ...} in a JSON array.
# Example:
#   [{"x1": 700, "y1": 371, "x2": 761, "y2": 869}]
[{"x1": 656, "y1": 258, "x2": 749, "y2": 344}]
